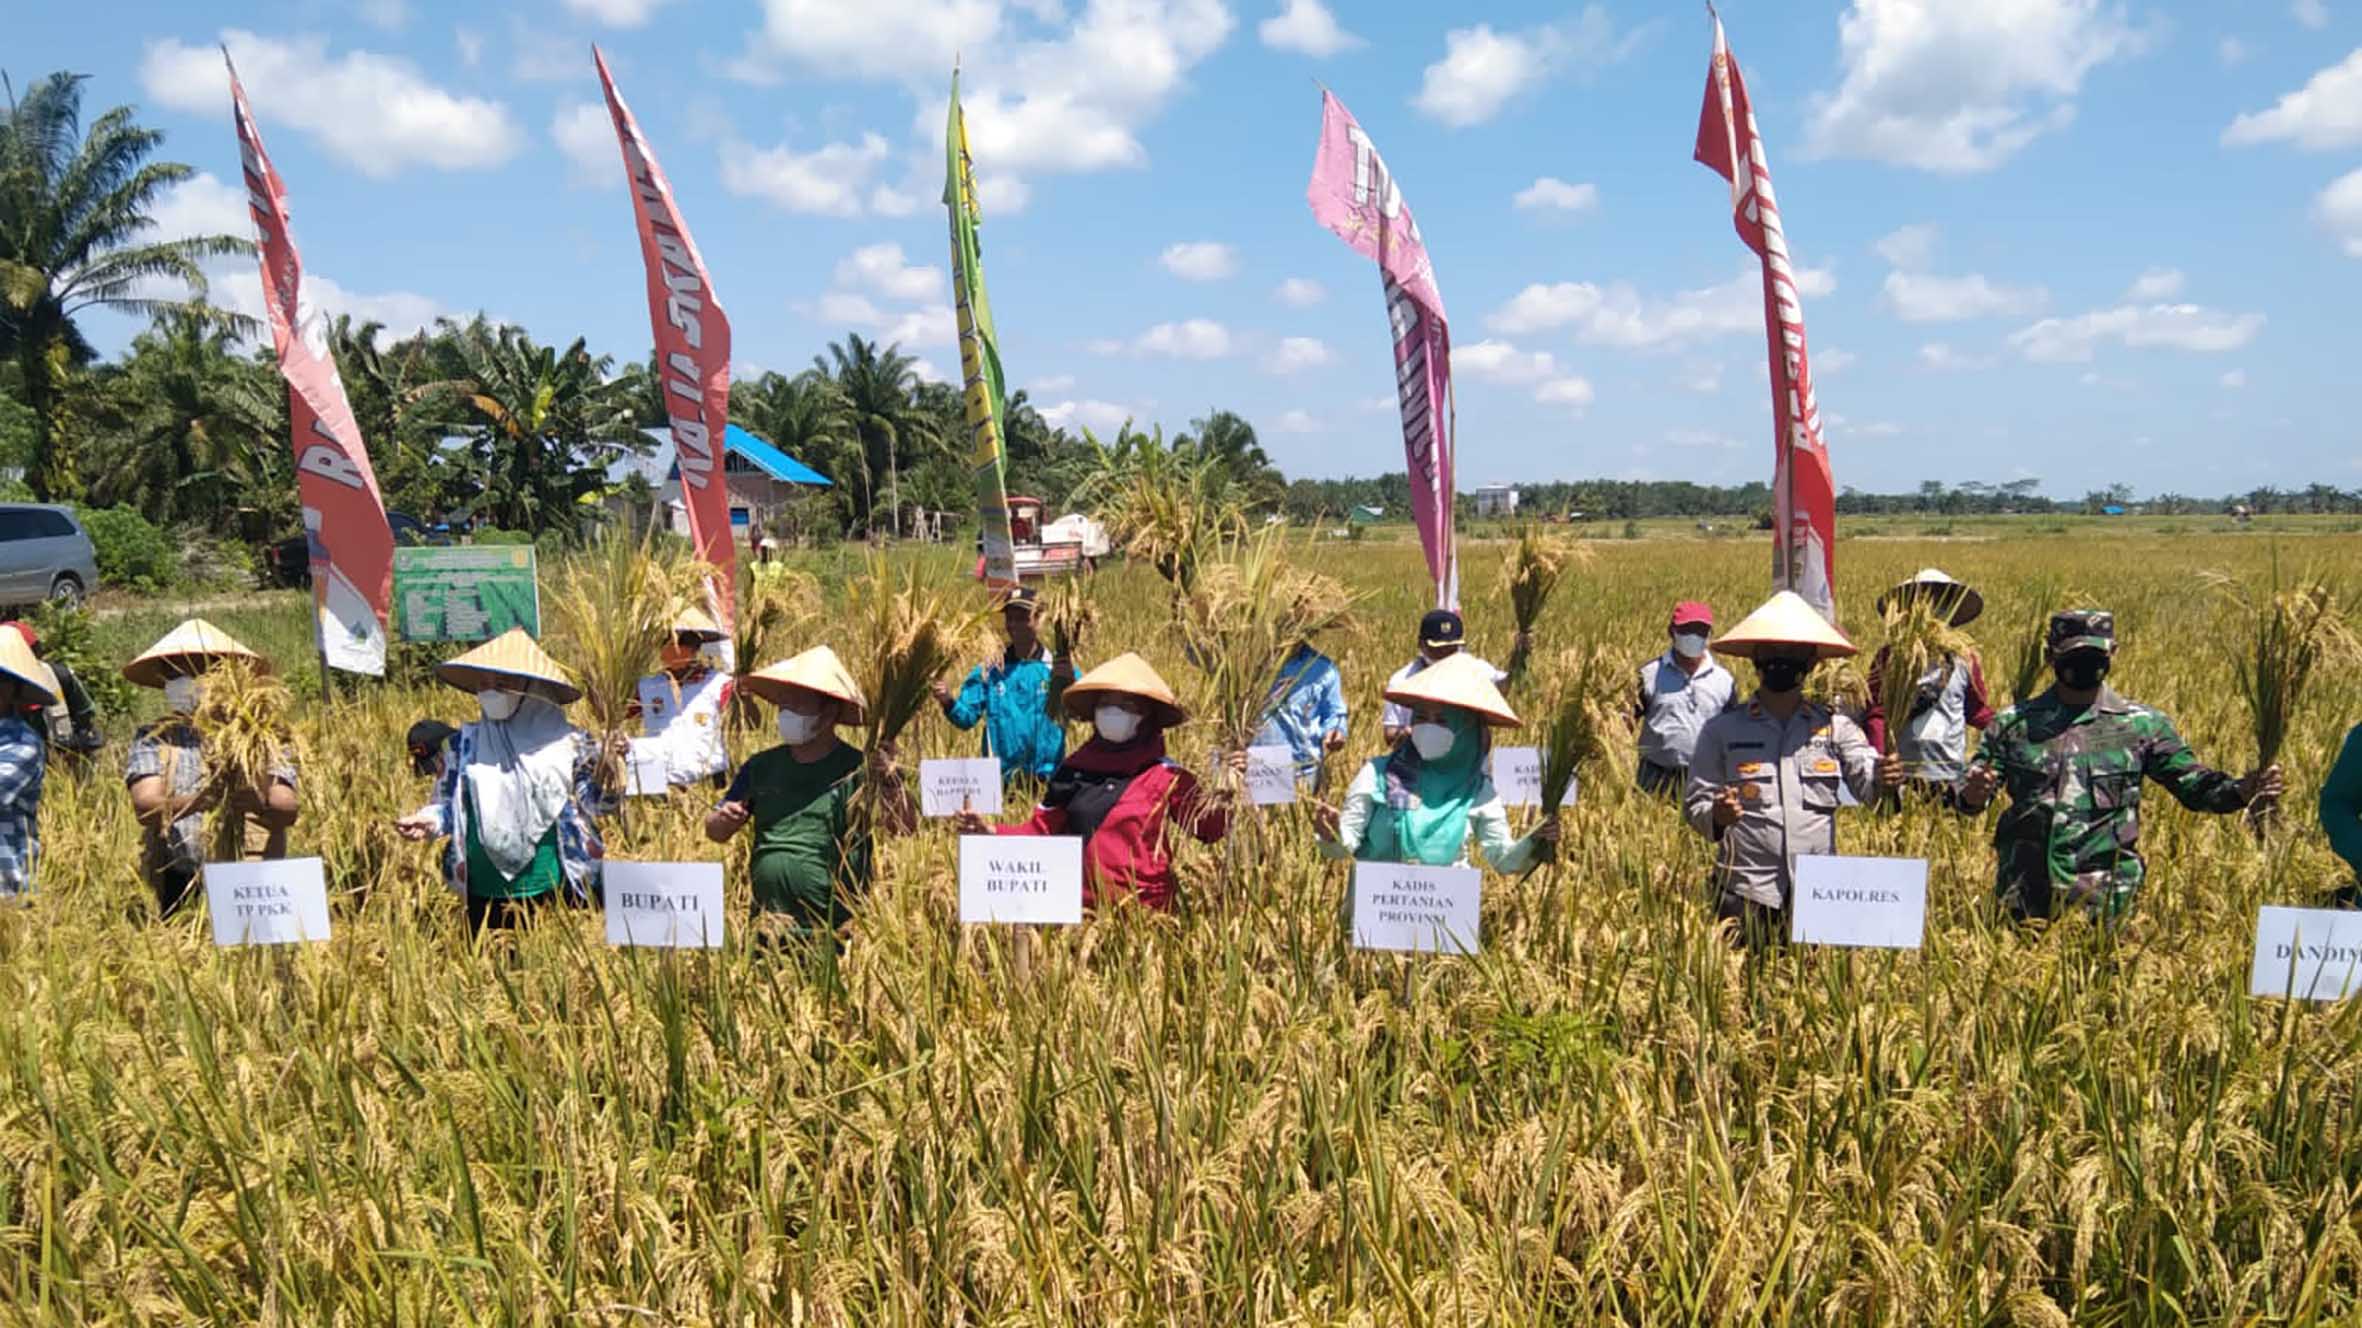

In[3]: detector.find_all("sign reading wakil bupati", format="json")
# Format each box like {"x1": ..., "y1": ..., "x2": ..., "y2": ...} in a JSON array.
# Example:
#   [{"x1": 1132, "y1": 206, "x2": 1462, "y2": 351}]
[
  {"x1": 920, "y1": 758, "x2": 1004, "y2": 818},
  {"x1": 205, "y1": 857, "x2": 332, "y2": 947},
  {"x1": 604, "y1": 862, "x2": 726, "y2": 949},
  {"x1": 958, "y1": 834, "x2": 1083, "y2": 925},
  {"x1": 1352, "y1": 862, "x2": 1481, "y2": 955},
  {"x1": 2251, "y1": 906, "x2": 2362, "y2": 1001},
  {"x1": 1245, "y1": 746, "x2": 1298, "y2": 806},
  {"x1": 1491, "y1": 746, "x2": 1576, "y2": 809},
  {"x1": 393, "y1": 546, "x2": 540, "y2": 642},
  {"x1": 1789, "y1": 855, "x2": 1928, "y2": 950}
]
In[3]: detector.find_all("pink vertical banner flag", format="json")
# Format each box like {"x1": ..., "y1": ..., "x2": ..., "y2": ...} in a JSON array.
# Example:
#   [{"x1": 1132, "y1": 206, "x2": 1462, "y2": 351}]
[
  {"x1": 596, "y1": 47, "x2": 736, "y2": 648},
  {"x1": 1695, "y1": 13, "x2": 1838, "y2": 622},
  {"x1": 1305, "y1": 90, "x2": 1458, "y2": 610},
  {"x1": 226, "y1": 55, "x2": 394, "y2": 676}
]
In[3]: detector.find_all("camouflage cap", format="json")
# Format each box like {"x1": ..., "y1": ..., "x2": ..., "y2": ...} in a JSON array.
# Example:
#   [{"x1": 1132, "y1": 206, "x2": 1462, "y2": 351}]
[{"x1": 2047, "y1": 608, "x2": 2115, "y2": 656}]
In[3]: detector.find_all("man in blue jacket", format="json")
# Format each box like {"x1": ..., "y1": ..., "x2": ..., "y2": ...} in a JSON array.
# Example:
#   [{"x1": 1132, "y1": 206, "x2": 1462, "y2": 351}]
[
  {"x1": 932, "y1": 587, "x2": 1075, "y2": 785},
  {"x1": 1255, "y1": 640, "x2": 1349, "y2": 788}
]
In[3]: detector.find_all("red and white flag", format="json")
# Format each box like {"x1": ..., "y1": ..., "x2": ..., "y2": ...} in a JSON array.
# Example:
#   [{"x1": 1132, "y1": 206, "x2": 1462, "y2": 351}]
[
  {"x1": 1695, "y1": 14, "x2": 1837, "y2": 621},
  {"x1": 596, "y1": 48, "x2": 736, "y2": 649},
  {"x1": 227, "y1": 54, "x2": 394, "y2": 675}
]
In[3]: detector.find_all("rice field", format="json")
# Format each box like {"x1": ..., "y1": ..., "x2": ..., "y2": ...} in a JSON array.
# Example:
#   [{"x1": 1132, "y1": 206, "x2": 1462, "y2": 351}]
[{"x1": 5, "y1": 524, "x2": 2362, "y2": 1324}]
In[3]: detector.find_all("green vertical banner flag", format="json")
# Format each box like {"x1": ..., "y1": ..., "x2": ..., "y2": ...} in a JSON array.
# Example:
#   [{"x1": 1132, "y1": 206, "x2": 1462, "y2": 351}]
[{"x1": 945, "y1": 71, "x2": 1018, "y2": 588}]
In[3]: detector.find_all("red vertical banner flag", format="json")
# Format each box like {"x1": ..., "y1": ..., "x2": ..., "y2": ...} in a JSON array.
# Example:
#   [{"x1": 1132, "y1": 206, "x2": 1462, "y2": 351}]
[
  {"x1": 226, "y1": 55, "x2": 394, "y2": 675},
  {"x1": 596, "y1": 48, "x2": 735, "y2": 647},
  {"x1": 1695, "y1": 14, "x2": 1838, "y2": 622}
]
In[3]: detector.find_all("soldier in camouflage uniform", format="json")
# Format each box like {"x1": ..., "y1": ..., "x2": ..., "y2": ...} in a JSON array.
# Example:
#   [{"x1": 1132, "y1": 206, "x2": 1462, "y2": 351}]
[{"x1": 1957, "y1": 609, "x2": 2283, "y2": 919}]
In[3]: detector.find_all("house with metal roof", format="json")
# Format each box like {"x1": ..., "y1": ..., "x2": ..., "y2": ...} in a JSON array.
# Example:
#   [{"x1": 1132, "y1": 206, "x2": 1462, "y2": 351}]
[{"x1": 611, "y1": 424, "x2": 833, "y2": 543}]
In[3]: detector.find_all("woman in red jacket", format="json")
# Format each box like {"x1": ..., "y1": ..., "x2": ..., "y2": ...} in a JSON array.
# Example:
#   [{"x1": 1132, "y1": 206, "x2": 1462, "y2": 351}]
[{"x1": 954, "y1": 652, "x2": 1236, "y2": 911}]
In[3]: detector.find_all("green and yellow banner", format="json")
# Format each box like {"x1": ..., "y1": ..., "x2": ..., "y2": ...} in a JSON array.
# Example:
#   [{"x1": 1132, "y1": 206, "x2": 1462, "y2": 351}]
[{"x1": 945, "y1": 71, "x2": 1017, "y2": 588}]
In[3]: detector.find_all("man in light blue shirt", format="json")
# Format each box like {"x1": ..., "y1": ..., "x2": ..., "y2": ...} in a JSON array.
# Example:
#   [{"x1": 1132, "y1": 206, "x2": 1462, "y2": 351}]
[
  {"x1": 932, "y1": 587, "x2": 1075, "y2": 784},
  {"x1": 1255, "y1": 641, "x2": 1349, "y2": 785}
]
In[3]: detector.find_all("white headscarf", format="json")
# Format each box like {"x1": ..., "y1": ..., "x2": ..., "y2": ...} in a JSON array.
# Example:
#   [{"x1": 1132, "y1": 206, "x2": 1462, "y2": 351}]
[{"x1": 464, "y1": 695, "x2": 578, "y2": 879}]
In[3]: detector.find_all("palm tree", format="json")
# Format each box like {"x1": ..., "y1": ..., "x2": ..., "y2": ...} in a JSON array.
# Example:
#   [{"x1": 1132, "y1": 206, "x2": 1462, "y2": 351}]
[
  {"x1": 84, "y1": 304, "x2": 279, "y2": 531},
  {"x1": 731, "y1": 369, "x2": 857, "y2": 530},
  {"x1": 421, "y1": 316, "x2": 643, "y2": 538},
  {"x1": 1177, "y1": 409, "x2": 1284, "y2": 510},
  {"x1": 816, "y1": 333, "x2": 940, "y2": 536},
  {"x1": 0, "y1": 72, "x2": 253, "y2": 497}
]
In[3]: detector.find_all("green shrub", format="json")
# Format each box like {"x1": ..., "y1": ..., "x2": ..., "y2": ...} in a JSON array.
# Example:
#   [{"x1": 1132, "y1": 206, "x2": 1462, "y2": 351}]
[
  {"x1": 25, "y1": 598, "x2": 136, "y2": 724},
  {"x1": 471, "y1": 527, "x2": 532, "y2": 546},
  {"x1": 75, "y1": 505, "x2": 177, "y2": 593}
]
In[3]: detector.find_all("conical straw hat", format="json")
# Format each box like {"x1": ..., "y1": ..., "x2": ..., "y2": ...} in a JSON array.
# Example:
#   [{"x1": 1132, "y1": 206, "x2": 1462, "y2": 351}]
[
  {"x1": 1877, "y1": 567, "x2": 1983, "y2": 627},
  {"x1": 123, "y1": 619, "x2": 268, "y2": 688},
  {"x1": 741, "y1": 645, "x2": 867, "y2": 725},
  {"x1": 0, "y1": 631, "x2": 58, "y2": 706},
  {"x1": 1710, "y1": 590, "x2": 1859, "y2": 662},
  {"x1": 435, "y1": 628, "x2": 582, "y2": 704},
  {"x1": 1061, "y1": 652, "x2": 1187, "y2": 729},
  {"x1": 1383, "y1": 651, "x2": 1521, "y2": 728},
  {"x1": 672, "y1": 606, "x2": 727, "y2": 644}
]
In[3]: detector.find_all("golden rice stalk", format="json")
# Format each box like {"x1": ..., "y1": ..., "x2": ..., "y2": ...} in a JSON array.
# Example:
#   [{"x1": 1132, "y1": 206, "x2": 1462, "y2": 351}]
[
  {"x1": 729, "y1": 559, "x2": 822, "y2": 730},
  {"x1": 2009, "y1": 574, "x2": 2072, "y2": 704},
  {"x1": 2204, "y1": 557, "x2": 2360, "y2": 769},
  {"x1": 186, "y1": 657, "x2": 297, "y2": 860},
  {"x1": 547, "y1": 532, "x2": 707, "y2": 778},
  {"x1": 1503, "y1": 526, "x2": 1591, "y2": 679},
  {"x1": 1173, "y1": 527, "x2": 1357, "y2": 755},
  {"x1": 1875, "y1": 594, "x2": 1976, "y2": 757},
  {"x1": 1037, "y1": 573, "x2": 1097, "y2": 720},
  {"x1": 847, "y1": 551, "x2": 974, "y2": 756},
  {"x1": 1537, "y1": 645, "x2": 1619, "y2": 822}
]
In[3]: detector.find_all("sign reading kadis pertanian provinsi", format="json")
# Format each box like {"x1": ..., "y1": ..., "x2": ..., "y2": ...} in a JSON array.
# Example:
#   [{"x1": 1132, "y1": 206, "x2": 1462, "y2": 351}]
[
  {"x1": 2251, "y1": 906, "x2": 2362, "y2": 1001},
  {"x1": 920, "y1": 758, "x2": 1004, "y2": 817},
  {"x1": 958, "y1": 834, "x2": 1083, "y2": 926},
  {"x1": 1789, "y1": 855, "x2": 1928, "y2": 949},
  {"x1": 205, "y1": 857, "x2": 333, "y2": 947},
  {"x1": 1245, "y1": 746, "x2": 1298, "y2": 806},
  {"x1": 1490, "y1": 746, "x2": 1577, "y2": 809},
  {"x1": 392, "y1": 547, "x2": 540, "y2": 642},
  {"x1": 1353, "y1": 862, "x2": 1481, "y2": 955},
  {"x1": 604, "y1": 862, "x2": 726, "y2": 949}
]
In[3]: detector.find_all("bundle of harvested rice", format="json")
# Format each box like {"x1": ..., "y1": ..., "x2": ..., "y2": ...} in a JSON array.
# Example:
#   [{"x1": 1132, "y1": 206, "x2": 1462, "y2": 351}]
[
  {"x1": 849, "y1": 553, "x2": 974, "y2": 758},
  {"x1": 548, "y1": 533, "x2": 707, "y2": 781},
  {"x1": 1173, "y1": 528, "x2": 1356, "y2": 756},
  {"x1": 2206, "y1": 559, "x2": 2359, "y2": 803},
  {"x1": 1536, "y1": 646, "x2": 1620, "y2": 841},
  {"x1": 730, "y1": 560, "x2": 822, "y2": 730},
  {"x1": 187, "y1": 658, "x2": 297, "y2": 859},
  {"x1": 1503, "y1": 527, "x2": 1589, "y2": 680},
  {"x1": 1874, "y1": 595, "x2": 1975, "y2": 758},
  {"x1": 1037, "y1": 574, "x2": 1097, "y2": 720}
]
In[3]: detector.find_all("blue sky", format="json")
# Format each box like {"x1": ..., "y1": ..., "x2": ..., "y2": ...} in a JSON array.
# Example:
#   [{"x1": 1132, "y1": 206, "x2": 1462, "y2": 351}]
[{"x1": 21, "y1": 0, "x2": 2362, "y2": 498}]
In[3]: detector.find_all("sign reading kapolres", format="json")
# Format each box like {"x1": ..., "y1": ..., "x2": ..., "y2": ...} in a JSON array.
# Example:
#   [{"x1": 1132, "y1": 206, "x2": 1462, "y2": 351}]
[
  {"x1": 596, "y1": 48, "x2": 736, "y2": 651},
  {"x1": 226, "y1": 55, "x2": 394, "y2": 676}
]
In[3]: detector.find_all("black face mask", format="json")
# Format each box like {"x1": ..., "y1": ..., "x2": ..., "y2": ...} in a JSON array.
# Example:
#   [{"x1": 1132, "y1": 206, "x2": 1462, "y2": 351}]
[
  {"x1": 2056, "y1": 655, "x2": 2111, "y2": 691},
  {"x1": 1756, "y1": 657, "x2": 1812, "y2": 694}
]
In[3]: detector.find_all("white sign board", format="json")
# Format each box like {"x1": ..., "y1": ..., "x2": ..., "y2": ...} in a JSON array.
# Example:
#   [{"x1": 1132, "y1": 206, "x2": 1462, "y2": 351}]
[
  {"x1": 958, "y1": 834, "x2": 1084, "y2": 926},
  {"x1": 919, "y1": 757, "x2": 1004, "y2": 818},
  {"x1": 2251, "y1": 906, "x2": 2362, "y2": 1001},
  {"x1": 206, "y1": 857, "x2": 332, "y2": 947},
  {"x1": 604, "y1": 862, "x2": 726, "y2": 949},
  {"x1": 625, "y1": 738, "x2": 670, "y2": 798},
  {"x1": 1789, "y1": 855, "x2": 1928, "y2": 950},
  {"x1": 1491, "y1": 746, "x2": 1576, "y2": 809},
  {"x1": 1245, "y1": 745, "x2": 1298, "y2": 806},
  {"x1": 1352, "y1": 862, "x2": 1482, "y2": 955}
]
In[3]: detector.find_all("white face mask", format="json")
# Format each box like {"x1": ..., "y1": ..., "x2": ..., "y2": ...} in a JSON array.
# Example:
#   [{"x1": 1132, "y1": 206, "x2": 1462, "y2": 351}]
[
  {"x1": 1094, "y1": 705, "x2": 1143, "y2": 744},
  {"x1": 163, "y1": 676, "x2": 203, "y2": 713},
  {"x1": 1410, "y1": 722, "x2": 1458, "y2": 761},
  {"x1": 477, "y1": 689, "x2": 523, "y2": 722},
  {"x1": 1672, "y1": 631, "x2": 1710, "y2": 660},
  {"x1": 776, "y1": 708, "x2": 826, "y2": 744}
]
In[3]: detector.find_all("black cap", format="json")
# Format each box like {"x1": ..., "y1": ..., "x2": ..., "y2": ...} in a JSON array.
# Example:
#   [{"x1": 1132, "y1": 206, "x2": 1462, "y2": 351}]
[
  {"x1": 1000, "y1": 587, "x2": 1040, "y2": 613},
  {"x1": 406, "y1": 719, "x2": 458, "y2": 774},
  {"x1": 1419, "y1": 609, "x2": 1464, "y2": 648}
]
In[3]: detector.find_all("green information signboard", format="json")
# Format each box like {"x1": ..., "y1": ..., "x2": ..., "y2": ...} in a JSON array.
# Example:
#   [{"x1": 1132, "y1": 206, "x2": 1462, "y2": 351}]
[{"x1": 393, "y1": 546, "x2": 541, "y2": 642}]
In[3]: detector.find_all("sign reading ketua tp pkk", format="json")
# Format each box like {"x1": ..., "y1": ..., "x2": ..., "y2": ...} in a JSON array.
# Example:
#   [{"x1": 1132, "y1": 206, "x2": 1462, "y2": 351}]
[
  {"x1": 393, "y1": 546, "x2": 540, "y2": 642},
  {"x1": 206, "y1": 857, "x2": 332, "y2": 947},
  {"x1": 958, "y1": 834, "x2": 1083, "y2": 925},
  {"x1": 1352, "y1": 862, "x2": 1482, "y2": 955},
  {"x1": 1245, "y1": 746, "x2": 1298, "y2": 806},
  {"x1": 1789, "y1": 855, "x2": 1928, "y2": 949},
  {"x1": 1491, "y1": 746, "x2": 1576, "y2": 809},
  {"x1": 604, "y1": 862, "x2": 726, "y2": 949},
  {"x1": 920, "y1": 758, "x2": 1003, "y2": 817},
  {"x1": 2251, "y1": 906, "x2": 2362, "y2": 1001}
]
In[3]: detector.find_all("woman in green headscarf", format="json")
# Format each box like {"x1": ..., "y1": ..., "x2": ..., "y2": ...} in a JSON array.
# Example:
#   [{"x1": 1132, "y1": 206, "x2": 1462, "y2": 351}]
[{"x1": 1319, "y1": 653, "x2": 1557, "y2": 870}]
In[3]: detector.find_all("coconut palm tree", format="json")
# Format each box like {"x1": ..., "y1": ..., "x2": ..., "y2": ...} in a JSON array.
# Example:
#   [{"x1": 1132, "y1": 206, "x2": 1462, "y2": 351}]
[
  {"x1": 421, "y1": 316, "x2": 644, "y2": 539},
  {"x1": 731, "y1": 369, "x2": 858, "y2": 530},
  {"x1": 0, "y1": 71, "x2": 253, "y2": 497},
  {"x1": 816, "y1": 333, "x2": 940, "y2": 536},
  {"x1": 1177, "y1": 409, "x2": 1285, "y2": 511},
  {"x1": 82, "y1": 304, "x2": 280, "y2": 531}
]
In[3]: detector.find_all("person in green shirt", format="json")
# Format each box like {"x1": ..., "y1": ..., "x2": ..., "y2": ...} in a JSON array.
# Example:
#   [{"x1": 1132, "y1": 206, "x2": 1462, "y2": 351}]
[
  {"x1": 2323, "y1": 720, "x2": 2362, "y2": 907},
  {"x1": 705, "y1": 645, "x2": 913, "y2": 937}
]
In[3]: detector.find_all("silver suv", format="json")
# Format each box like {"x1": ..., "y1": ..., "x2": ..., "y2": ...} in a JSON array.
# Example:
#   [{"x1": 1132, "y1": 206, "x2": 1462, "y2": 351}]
[{"x1": 0, "y1": 505, "x2": 100, "y2": 607}]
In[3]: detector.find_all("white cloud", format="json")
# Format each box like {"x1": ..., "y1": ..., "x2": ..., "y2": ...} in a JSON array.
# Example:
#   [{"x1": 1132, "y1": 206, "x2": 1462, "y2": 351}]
[
  {"x1": 142, "y1": 30, "x2": 523, "y2": 176},
  {"x1": 809, "y1": 291, "x2": 957, "y2": 348},
  {"x1": 1030, "y1": 374, "x2": 1077, "y2": 393},
  {"x1": 1676, "y1": 361, "x2": 1723, "y2": 394},
  {"x1": 144, "y1": 171, "x2": 252, "y2": 246},
  {"x1": 1485, "y1": 265, "x2": 1837, "y2": 349},
  {"x1": 1456, "y1": 339, "x2": 1560, "y2": 384},
  {"x1": 2314, "y1": 165, "x2": 2362, "y2": 255},
  {"x1": 1414, "y1": 6, "x2": 1635, "y2": 127},
  {"x1": 141, "y1": 174, "x2": 450, "y2": 337},
  {"x1": 2219, "y1": 36, "x2": 2254, "y2": 67},
  {"x1": 1664, "y1": 427, "x2": 1739, "y2": 450},
  {"x1": 719, "y1": 132, "x2": 892, "y2": 217},
  {"x1": 1806, "y1": 0, "x2": 2148, "y2": 172},
  {"x1": 1536, "y1": 376, "x2": 1595, "y2": 408},
  {"x1": 1135, "y1": 319, "x2": 1234, "y2": 358},
  {"x1": 1359, "y1": 393, "x2": 1398, "y2": 412},
  {"x1": 455, "y1": 26, "x2": 485, "y2": 66},
  {"x1": 1259, "y1": 0, "x2": 1360, "y2": 57},
  {"x1": 360, "y1": 0, "x2": 410, "y2": 31},
  {"x1": 1273, "y1": 409, "x2": 1321, "y2": 434},
  {"x1": 1918, "y1": 342, "x2": 1989, "y2": 371},
  {"x1": 562, "y1": 0, "x2": 671, "y2": 26},
  {"x1": 1159, "y1": 241, "x2": 1238, "y2": 281},
  {"x1": 2296, "y1": 0, "x2": 2330, "y2": 30},
  {"x1": 739, "y1": 0, "x2": 1003, "y2": 80},
  {"x1": 2224, "y1": 49, "x2": 2362, "y2": 150},
  {"x1": 2125, "y1": 267, "x2": 2185, "y2": 300},
  {"x1": 1269, "y1": 336, "x2": 1334, "y2": 373},
  {"x1": 836, "y1": 243, "x2": 945, "y2": 302},
  {"x1": 2222, "y1": 368, "x2": 2249, "y2": 388},
  {"x1": 2009, "y1": 303, "x2": 2267, "y2": 362},
  {"x1": 1882, "y1": 271, "x2": 2047, "y2": 322},
  {"x1": 1041, "y1": 399, "x2": 1136, "y2": 433},
  {"x1": 551, "y1": 101, "x2": 618, "y2": 188},
  {"x1": 1874, "y1": 223, "x2": 1940, "y2": 270},
  {"x1": 1817, "y1": 347, "x2": 1859, "y2": 374},
  {"x1": 1274, "y1": 276, "x2": 1326, "y2": 307},
  {"x1": 1513, "y1": 176, "x2": 1600, "y2": 215}
]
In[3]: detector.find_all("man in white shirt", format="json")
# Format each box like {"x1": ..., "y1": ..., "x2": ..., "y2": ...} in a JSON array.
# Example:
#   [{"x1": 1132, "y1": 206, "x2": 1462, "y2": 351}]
[
  {"x1": 1631, "y1": 599, "x2": 1739, "y2": 796},
  {"x1": 1379, "y1": 609, "x2": 1513, "y2": 745}
]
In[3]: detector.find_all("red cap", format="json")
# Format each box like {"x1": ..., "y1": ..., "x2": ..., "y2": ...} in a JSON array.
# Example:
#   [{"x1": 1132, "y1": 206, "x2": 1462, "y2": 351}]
[{"x1": 1669, "y1": 601, "x2": 1714, "y2": 628}]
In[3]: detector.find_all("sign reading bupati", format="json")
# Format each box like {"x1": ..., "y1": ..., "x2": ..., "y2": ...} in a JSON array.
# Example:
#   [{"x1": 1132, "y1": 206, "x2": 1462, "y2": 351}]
[
  {"x1": 920, "y1": 758, "x2": 1004, "y2": 817},
  {"x1": 1352, "y1": 862, "x2": 1481, "y2": 955},
  {"x1": 604, "y1": 862, "x2": 725, "y2": 949},
  {"x1": 2251, "y1": 906, "x2": 2362, "y2": 1001},
  {"x1": 1789, "y1": 855, "x2": 1928, "y2": 949},
  {"x1": 1245, "y1": 746, "x2": 1298, "y2": 806},
  {"x1": 958, "y1": 834, "x2": 1083, "y2": 925},
  {"x1": 1491, "y1": 746, "x2": 1576, "y2": 809},
  {"x1": 206, "y1": 857, "x2": 332, "y2": 947},
  {"x1": 393, "y1": 546, "x2": 540, "y2": 642}
]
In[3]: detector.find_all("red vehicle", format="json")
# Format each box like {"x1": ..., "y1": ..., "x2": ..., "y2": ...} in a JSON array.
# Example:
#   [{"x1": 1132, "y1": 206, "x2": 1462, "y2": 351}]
[{"x1": 976, "y1": 495, "x2": 1089, "y2": 581}]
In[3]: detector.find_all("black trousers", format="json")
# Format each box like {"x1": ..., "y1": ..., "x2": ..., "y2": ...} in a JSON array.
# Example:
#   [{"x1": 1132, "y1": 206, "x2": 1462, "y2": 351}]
[
  {"x1": 151, "y1": 864, "x2": 203, "y2": 920},
  {"x1": 466, "y1": 892, "x2": 554, "y2": 933}
]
